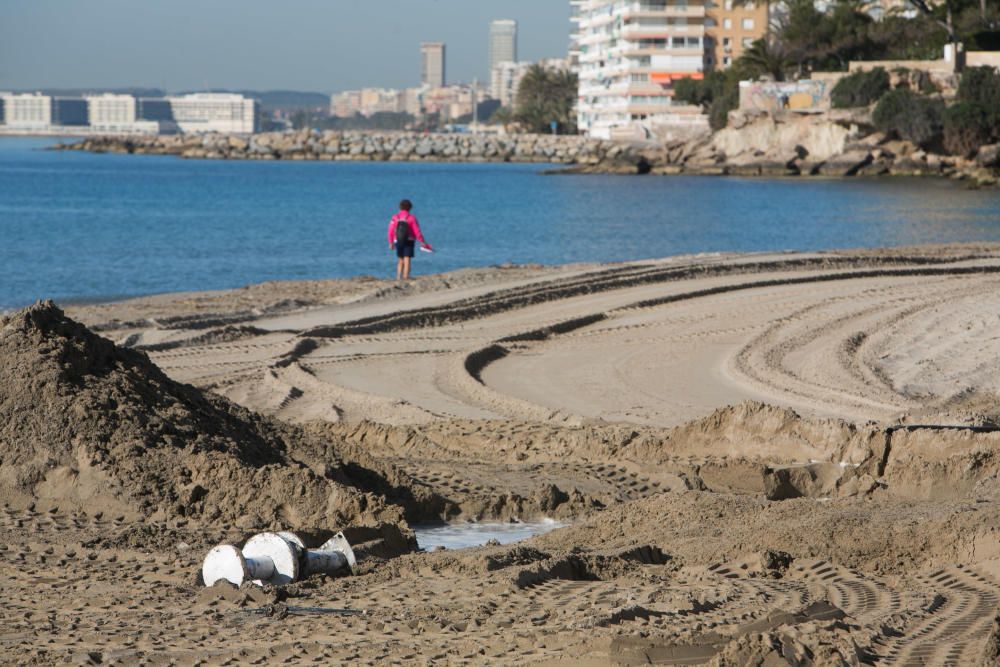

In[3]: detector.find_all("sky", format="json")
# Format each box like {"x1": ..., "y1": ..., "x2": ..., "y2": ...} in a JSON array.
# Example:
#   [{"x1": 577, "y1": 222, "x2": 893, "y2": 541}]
[{"x1": 0, "y1": 1, "x2": 572, "y2": 93}]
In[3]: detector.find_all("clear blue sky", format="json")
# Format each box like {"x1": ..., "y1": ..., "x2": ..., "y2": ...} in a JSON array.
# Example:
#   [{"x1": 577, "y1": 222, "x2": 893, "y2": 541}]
[{"x1": 0, "y1": 1, "x2": 571, "y2": 93}]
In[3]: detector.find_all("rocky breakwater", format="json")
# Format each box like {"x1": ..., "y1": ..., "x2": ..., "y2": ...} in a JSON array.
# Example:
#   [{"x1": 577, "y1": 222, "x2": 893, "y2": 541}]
[{"x1": 59, "y1": 130, "x2": 648, "y2": 170}]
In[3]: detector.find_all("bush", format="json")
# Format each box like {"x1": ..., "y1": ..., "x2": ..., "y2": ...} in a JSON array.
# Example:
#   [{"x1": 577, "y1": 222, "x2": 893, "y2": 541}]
[
  {"x1": 943, "y1": 102, "x2": 992, "y2": 156},
  {"x1": 873, "y1": 89, "x2": 943, "y2": 147},
  {"x1": 831, "y1": 68, "x2": 891, "y2": 108},
  {"x1": 674, "y1": 77, "x2": 711, "y2": 107},
  {"x1": 957, "y1": 66, "x2": 1000, "y2": 126},
  {"x1": 709, "y1": 89, "x2": 740, "y2": 131}
]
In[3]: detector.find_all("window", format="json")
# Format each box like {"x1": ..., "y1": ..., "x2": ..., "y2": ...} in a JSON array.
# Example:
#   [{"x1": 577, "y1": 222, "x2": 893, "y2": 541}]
[
  {"x1": 745, "y1": 0, "x2": 756, "y2": 8},
  {"x1": 723, "y1": 56, "x2": 732, "y2": 66},
  {"x1": 742, "y1": 37, "x2": 754, "y2": 48},
  {"x1": 742, "y1": 18, "x2": 755, "y2": 29},
  {"x1": 631, "y1": 73, "x2": 649, "y2": 82},
  {"x1": 687, "y1": 37, "x2": 701, "y2": 47},
  {"x1": 724, "y1": 0, "x2": 734, "y2": 8},
  {"x1": 723, "y1": 37, "x2": 732, "y2": 47},
  {"x1": 705, "y1": 17, "x2": 717, "y2": 26},
  {"x1": 723, "y1": 18, "x2": 732, "y2": 28},
  {"x1": 672, "y1": 36, "x2": 685, "y2": 47}
]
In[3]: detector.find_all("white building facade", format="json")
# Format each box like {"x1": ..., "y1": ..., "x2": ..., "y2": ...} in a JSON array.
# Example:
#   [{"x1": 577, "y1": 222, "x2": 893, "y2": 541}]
[
  {"x1": 86, "y1": 94, "x2": 161, "y2": 134},
  {"x1": 0, "y1": 93, "x2": 53, "y2": 129},
  {"x1": 166, "y1": 93, "x2": 259, "y2": 134},
  {"x1": 491, "y1": 61, "x2": 532, "y2": 108},
  {"x1": 571, "y1": 0, "x2": 707, "y2": 138}
]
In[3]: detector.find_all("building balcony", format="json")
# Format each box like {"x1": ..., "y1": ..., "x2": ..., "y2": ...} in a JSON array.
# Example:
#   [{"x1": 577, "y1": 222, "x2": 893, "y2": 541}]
[
  {"x1": 622, "y1": 25, "x2": 705, "y2": 40},
  {"x1": 623, "y1": 5, "x2": 707, "y2": 19}
]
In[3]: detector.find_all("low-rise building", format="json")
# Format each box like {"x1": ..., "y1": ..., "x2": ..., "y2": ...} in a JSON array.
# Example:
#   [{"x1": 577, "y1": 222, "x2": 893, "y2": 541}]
[
  {"x1": 166, "y1": 93, "x2": 259, "y2": 134},
  {"x1": 422, "y1": 85, "x2": 478, "y2": 120},
  {"x1": 330, "y1": 90, "x2": 363, "y2": 117},
  {"x1": 87, "y1": 94, "x2": 164, "y2": 133},
  {"x1": 0, "y1": 92, "x2": 53, "y2": 129}
]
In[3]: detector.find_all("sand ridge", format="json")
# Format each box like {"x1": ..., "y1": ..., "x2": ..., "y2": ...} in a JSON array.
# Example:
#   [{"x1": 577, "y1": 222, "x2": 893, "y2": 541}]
[{"x1": 3, "y1": 247, "x2": 1000, "y2": 664}]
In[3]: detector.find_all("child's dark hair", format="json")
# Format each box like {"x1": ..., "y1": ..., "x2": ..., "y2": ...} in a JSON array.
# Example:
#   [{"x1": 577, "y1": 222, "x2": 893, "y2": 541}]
[{"x1": 399, "y1": 199, "x2": 413, "y2": 211}]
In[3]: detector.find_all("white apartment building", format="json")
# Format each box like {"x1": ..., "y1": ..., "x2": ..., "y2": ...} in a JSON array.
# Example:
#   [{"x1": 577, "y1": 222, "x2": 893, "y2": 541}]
[
  {"x1": 86, "y1": 94, "x2": 161, "y2": 134},
  {"x1": 492, "y1": 61, "x2": 532, "y2": 108},
  {"x1": 166, "y1": 93, "x2": 258, "y2": 134},
  {"x1": 492, "y1": 58, "x2": 571, "y2": 109},
  {"x1": 0, "y1": 92, "x2": 53, "y2": 129},
  {"x1": 571, "y1": 0, "x2": 707, "y2": 138}
]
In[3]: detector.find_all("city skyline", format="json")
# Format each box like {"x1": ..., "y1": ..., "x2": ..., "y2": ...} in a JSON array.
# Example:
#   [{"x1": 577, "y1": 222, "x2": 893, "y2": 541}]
[{"x1": 0, "y1": 1, "x2": 571, "y2": 93}]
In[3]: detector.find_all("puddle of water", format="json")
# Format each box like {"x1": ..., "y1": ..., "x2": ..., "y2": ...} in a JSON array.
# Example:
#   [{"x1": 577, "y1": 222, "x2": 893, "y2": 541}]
[{"x1": 413, "y1": 518, "x2": 565, "y2": 551}]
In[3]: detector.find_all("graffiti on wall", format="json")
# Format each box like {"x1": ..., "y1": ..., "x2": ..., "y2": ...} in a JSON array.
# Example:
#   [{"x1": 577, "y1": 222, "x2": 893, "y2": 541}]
[{"x1": 739, "y1": 80, "x2": 830, "y2": 113}]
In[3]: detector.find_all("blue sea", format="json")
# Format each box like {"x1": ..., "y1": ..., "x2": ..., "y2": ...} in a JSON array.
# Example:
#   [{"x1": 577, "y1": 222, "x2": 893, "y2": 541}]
[{"x1": 2, "y1": 136, "x2": 999, "y2": 311}]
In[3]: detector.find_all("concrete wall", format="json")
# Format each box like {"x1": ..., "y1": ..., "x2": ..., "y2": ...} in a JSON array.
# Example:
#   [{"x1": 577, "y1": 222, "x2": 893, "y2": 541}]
[
  {"x1": 739, "y1": 79, "x2": 831, "y2": 113},
  {"x1": 967, "y1": 52, "x2": 1000, "y2": 70}
]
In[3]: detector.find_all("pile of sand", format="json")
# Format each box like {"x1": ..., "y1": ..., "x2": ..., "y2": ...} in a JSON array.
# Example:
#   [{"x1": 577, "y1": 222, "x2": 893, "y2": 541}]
[{"x1": 0, "y1": 302, "x2": 415, "y2": 531}]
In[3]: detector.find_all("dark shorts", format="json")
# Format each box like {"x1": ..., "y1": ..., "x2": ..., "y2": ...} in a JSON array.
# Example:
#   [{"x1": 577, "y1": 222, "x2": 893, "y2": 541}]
[{"x1": 396, "y1": 241, "x2": 416, "y2": 258}]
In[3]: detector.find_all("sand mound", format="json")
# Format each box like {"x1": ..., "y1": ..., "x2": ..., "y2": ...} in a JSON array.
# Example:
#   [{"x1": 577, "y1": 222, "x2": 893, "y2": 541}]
[{"x1": 0, "y1": 302, "x2": 406, "y2": 529}]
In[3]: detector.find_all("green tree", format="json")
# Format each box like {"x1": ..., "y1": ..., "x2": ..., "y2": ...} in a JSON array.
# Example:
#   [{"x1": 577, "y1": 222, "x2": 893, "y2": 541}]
[{"x1": 514, "y1": 65, "x2": 579, "y2": 134}]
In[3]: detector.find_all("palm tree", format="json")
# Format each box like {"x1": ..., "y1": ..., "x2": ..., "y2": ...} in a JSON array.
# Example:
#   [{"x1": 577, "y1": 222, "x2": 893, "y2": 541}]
[
  {"x1": 515, "y1": 65, "x2": 579, "y2": 134},
  {"x1": 739, "y1": 38, "x2": 793, "y2": 81}
]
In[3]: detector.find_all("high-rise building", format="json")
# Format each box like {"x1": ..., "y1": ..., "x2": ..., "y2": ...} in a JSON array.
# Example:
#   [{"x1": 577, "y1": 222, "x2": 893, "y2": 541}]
[
  {"x1": 571, "y1": 0, "x2": 708, "y2": 138},
  {"x1": 704, "y1": 0, "x2": 769, "y2": 70},
  {"x1": 421, "y1": 42, "x2": 447, "y2": 88},
  {"x1": 489, "y1": 20, "x2": 519, "y2": 88}
]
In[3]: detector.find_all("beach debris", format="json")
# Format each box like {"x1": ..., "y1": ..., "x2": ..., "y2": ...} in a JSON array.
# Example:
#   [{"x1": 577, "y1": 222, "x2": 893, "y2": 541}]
[
  {"x1": 276, "y1": 531, "x2": 357, "y2": 577},
  {"x1": 202, "y1": 533, "x2": 300, "y2": 587},
  {"x1": 201, "y1": 531, "x2": 355, "y2": 587}
]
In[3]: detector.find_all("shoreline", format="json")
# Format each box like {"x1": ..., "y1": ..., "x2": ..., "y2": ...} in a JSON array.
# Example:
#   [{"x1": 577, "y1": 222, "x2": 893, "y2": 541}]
[{"x1": 54, "y1": 127, "x2": 1000, "y2": 185}]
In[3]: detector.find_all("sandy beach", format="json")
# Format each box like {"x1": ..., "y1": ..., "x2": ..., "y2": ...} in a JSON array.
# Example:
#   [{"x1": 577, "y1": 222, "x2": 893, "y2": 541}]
[{"x1": 3, "y1": 245, "x2": 1000, "y2": 665}]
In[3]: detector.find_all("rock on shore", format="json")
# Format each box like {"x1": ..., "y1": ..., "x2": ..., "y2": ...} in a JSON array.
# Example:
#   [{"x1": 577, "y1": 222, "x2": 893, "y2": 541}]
[{"x1": 58, "y1": 119, "x2": 1000, "y2": 186}]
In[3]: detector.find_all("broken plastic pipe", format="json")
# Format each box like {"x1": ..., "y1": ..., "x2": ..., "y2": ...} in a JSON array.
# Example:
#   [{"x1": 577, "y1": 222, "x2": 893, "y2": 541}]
[
  {"x1": 277, "y1": 531, "x2": 357, "y2": 576},
  {"x1": 201, "y1": 531, "x2": 355, "y2": 587},
  {"x1": 202, "y1": 532, "x2": 300, "y2": 587}
]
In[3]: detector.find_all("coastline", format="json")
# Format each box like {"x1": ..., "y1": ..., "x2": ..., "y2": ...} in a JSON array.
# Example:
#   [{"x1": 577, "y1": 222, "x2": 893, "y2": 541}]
[{"x1": 55, "y1": 126, "x2": 1000, "y2": 185}]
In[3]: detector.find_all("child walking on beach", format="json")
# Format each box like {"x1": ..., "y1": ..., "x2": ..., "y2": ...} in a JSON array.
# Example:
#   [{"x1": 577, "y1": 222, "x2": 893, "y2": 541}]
[{"x1": 388, "y1": 199, "x2": 432, "y2": 281}]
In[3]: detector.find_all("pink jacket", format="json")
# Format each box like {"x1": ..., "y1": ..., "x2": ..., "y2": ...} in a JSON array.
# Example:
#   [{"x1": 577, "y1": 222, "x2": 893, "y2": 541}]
[{"x1": 388, "y1": 211, "x2": 427, "y2": 246}]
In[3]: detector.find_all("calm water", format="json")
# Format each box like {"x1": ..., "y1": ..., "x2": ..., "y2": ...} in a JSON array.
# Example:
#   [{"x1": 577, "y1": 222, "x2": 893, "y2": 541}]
[
  {"x1": 2, "y1": 136, "x2": 999, "y2": 310},
  {"x1": 413, "y1": 519, "x2": 565, "y2": 551}
]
